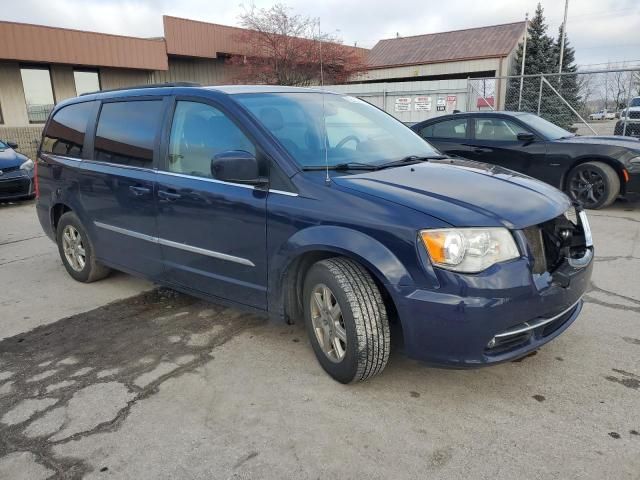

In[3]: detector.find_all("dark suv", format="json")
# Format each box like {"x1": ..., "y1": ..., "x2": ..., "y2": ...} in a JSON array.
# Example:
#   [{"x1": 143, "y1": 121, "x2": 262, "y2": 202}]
[{"x1": 36, "y1": 85, "x2": 593, "y2": 383}]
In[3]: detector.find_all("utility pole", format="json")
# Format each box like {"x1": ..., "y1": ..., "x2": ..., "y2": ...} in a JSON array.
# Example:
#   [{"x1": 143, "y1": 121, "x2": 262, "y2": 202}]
[
  {"x1": 558, "y1": 0, "x2": 569, "y2": 74},
  {"x1": 518, "y1": 12, "x2": 528, "y2": 111}
]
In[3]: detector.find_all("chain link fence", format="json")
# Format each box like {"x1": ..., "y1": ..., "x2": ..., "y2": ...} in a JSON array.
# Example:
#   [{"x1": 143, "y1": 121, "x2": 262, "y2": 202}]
[{"x1": 467, "y1": 68, "x2": 640, "y2": 137}]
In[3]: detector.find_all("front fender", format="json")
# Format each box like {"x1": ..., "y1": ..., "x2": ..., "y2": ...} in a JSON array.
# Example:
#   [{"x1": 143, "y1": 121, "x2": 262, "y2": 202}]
[{"x1": 268, "y1": 225, "x2": 416, "y2": 318}]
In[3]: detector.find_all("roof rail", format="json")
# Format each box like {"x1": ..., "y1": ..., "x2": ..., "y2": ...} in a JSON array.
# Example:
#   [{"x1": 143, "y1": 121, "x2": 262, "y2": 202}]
[{"x1": 80, "y1": 82, "x2": 201, "y2": 96}]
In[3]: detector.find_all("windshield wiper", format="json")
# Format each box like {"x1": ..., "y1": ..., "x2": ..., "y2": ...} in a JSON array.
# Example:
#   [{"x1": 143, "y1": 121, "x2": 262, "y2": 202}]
[
  {"x1": 376, "y1": 155, "x2": 446, "y2": 170},
  {"x1": 302, "y1": 162, "x2": 379, "y2": 171}
]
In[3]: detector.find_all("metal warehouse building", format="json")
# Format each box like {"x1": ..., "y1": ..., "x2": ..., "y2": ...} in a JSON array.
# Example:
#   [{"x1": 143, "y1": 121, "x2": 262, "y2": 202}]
[{"x1": 328, "y1": 22, "x2": 527, "y2": 124}]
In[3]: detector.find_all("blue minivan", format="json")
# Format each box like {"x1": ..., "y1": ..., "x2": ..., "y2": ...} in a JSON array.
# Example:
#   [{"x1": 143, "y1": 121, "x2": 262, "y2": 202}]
[{"x1": 36, "y1": 84, "x2": 593, "y2": 383}]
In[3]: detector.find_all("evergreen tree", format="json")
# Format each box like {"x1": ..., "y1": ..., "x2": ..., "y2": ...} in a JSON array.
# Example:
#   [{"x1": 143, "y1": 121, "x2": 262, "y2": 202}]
[
  {"x1": 505, "y1": 3, "x2": 555, "y2": 113},
  {"x1": 550, "y1": 24, "x2": 581, "y2": 131}
]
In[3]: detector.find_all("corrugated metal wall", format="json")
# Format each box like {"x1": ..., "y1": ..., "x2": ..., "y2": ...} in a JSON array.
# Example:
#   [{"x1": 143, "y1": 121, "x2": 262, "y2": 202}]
[
  {"x1": 0, "y1": 21, "x2": 168, "y2": 70},
  {"x1": 325, "y1": 79, "x2": 470, "y2": 124},
  {"x1": 152, "y1": 57, "x2": 236, "y2": 85}
]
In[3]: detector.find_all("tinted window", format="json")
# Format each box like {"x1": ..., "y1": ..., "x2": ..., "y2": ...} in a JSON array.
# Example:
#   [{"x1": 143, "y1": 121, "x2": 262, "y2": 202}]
[
  {"x1": 420, "y1": 118, "x2": 468, "y2": 139},
  {"x1": 167, "y1": 101, "x2": 255, "y2": 179},
  {"x1": 42, "y1": 102, "x2": 95, "y2": 158},
  {"x1": 20, "y1": 67, "x2": 55, "y2": 123},
  {"x1": 95, "y1": 101, "x2": 163, "y2": 167},
  {"x1": 517, "y1": 113, "x2": 572, "y2": 140},
  {"x1": 475, "y1": 118, "x2": 529, "y2": 141}
]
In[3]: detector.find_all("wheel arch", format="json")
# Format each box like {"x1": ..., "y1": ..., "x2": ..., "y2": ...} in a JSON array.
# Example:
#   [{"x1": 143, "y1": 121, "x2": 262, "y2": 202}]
[
  {"x1": 269, "y1": 226, "x2": 412, "y2": 325},
  {"x1": 563, "y1": 156, "x2": 627, "y2": 196},
  {"x1": 50, "y1": 202, "x2": 73, "y2": 233}
]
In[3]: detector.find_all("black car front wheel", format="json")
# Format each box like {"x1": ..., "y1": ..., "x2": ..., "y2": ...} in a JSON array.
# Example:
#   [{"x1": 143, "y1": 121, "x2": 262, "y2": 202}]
[{"x1": 566, "y1": 161, "x2": 620, "y2": 209}]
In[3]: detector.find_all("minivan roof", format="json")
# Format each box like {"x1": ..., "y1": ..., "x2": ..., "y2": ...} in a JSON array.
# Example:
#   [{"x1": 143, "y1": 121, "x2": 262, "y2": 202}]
[{"x1": 54, "y1": 84, "x2": 341, "y2": 111}]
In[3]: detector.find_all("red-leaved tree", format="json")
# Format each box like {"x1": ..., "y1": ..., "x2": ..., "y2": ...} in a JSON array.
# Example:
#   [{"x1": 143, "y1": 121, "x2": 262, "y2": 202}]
[{"x1": 228, "y1": 4, "x2": 366, "y2": 86}]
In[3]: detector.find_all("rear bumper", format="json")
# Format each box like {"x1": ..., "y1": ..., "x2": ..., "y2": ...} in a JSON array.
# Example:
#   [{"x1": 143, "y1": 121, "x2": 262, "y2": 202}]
[{"x1": 391, "y1": 251, "x2": 592, "y2": 368}]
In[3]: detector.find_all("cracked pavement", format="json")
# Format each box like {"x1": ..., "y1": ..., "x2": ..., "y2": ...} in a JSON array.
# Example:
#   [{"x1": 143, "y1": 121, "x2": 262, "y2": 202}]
[{"x1": 1, "y1": 200, "x2": 639, "y2": 479}]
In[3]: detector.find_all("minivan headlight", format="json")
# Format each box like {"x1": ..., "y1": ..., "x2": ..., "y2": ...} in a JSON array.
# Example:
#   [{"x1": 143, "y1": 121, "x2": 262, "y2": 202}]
[
  {"x1": 420, "y1": 227, "x2": 520, "y2": 273},
  {"x1": 20, "y1": 159, "x2": 34, "y2": 171}
]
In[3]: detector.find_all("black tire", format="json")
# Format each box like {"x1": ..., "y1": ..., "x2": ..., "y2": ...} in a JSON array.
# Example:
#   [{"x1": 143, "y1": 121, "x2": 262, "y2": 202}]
[
  {"x1": 303, "y1": 257, "x2": 390, "y2": 383},
  {"x1": 614, "y1": 122, "x2": 624, "y2": 136},
  {"x1": 566, "y1": 161, "x2": 620, "y2": 210},
  {"x1": 56, "y1": 211, "x2": 111, "y2": 283}
]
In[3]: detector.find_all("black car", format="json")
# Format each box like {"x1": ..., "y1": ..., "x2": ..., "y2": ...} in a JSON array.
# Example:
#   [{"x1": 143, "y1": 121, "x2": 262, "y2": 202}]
[
  {"x1": 0, "y1": 140, "x2": 35, "y2": 201},
  {"x1": 411, "y1": 111, "x2": 640, "y2": 209}
]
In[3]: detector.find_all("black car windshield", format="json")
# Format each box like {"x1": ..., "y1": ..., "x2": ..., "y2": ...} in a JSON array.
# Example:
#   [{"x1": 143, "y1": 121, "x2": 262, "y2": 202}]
[
  {"x1": 234, "y1": 92, "x2": 439, "y2": 168},
  {"x1": 518, "y1": 113, "x2": 574, "y2": 140},
  {"x1": 630, "y1": 98, "x2": 640, "y2": 108}
]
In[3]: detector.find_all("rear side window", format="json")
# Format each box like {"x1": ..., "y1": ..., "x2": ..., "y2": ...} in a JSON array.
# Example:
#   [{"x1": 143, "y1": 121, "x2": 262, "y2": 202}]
[
  {"x1": 420, "y1": 118, "x2": 468, "y2": 139},
  {"x1": 94, "y1": 100, "x2": 163, "y2": 167},
  {"x1": 42, "y1": 102, "x2": 95, "y2": 158}
]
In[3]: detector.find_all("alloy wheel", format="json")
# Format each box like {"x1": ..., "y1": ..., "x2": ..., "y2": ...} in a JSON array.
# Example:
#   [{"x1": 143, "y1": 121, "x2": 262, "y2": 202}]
[
  {"x1": 569, "y1": 168, "x2": 605, "y2": 207},
  {"x1": 62, "y1": 225, "x2": 86, "y2": 272},
  {"x1": 309, "y1": 284, "x2": 347, "y2": 363}
]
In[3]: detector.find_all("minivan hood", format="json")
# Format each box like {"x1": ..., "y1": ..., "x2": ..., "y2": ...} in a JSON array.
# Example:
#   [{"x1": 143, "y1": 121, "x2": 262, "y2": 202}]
[{"x1": 332, "y1": 159, "x2": 570, "y2": 229}]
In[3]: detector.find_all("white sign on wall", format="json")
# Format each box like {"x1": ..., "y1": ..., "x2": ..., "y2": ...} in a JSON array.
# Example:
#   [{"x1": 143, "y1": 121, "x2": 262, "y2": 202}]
[
  {"x1": 414, "y1": 96, "x2": 432, "y2": 111},
  {"x1": 436, "y1": 96, "x2": 446, "y2": 107},
  {"x1": 446, "y1": 95, "x2": 458, "y2": 110},
  {"x1": 394, "y1": 103, "x2": 411, "y2": 112},
  {"x1": 395, "y1": 97, "x2": 411, "y2": 104}
]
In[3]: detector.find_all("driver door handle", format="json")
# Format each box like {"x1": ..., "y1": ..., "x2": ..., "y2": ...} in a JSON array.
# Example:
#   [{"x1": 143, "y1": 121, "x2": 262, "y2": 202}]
[
  {"x1": 473, "y1": 148, "x2": 492, "y2": 154},
  {"x1": 158, "y1": 189, "x2": 182, "y2": 201}
]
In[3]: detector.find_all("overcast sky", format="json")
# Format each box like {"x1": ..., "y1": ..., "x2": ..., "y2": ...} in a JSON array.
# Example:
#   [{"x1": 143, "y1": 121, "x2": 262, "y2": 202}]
[{"x1": 3, "y1": 0, "x2": 639, "y2": 69}]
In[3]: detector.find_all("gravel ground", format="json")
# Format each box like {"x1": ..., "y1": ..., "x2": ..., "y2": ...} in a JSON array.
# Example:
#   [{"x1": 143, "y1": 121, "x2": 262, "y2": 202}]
[{"x1": 0, "y1": 199, "x2": 639, "y2": 479}]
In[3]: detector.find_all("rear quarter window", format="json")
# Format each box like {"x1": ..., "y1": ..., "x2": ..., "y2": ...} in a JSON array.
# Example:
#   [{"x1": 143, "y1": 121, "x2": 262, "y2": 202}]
[
  {"x1": 94, "y1": 100, "x2": 163, "y2": 167},
  {"x1": 420, "y1": 118, "x2": 468, "y2": 139},
  {"x1": 42, "y1": 101, "x2": 95, "y2": 158}
]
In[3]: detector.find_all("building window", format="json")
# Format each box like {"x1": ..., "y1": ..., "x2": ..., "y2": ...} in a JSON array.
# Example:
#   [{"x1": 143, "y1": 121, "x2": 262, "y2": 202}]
[
  {"x1": 20, "y1": 67, "x2": 55, "y2": 123},
  {"x1": 74, "y1": 70, "x2": 100, "y2": 96}
]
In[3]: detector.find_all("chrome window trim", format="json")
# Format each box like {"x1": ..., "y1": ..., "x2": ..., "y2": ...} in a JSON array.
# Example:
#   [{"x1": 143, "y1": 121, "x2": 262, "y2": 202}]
[
  {"x1": 157, "y1": 170, "x2": 255, "y2": 190},
  {"x1": 268, "y1": 188, "x2": 299, "y2": 197},
  {"x1": 94, "y1": 221, "x2": 255, "y2": 267},
  {"x1": 49, "y1": 155, "x2": 299, "y2": 195},
  {"x1": 493, "y1": 297, "x2": 583, "y2": 340}
]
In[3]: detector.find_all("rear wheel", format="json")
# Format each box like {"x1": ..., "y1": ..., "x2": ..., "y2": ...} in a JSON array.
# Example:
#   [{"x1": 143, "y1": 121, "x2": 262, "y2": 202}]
[
  {"x1": 303, "y1": 257, "x2": 390, "y2": 383},
  {"x1": 56, "y1": 212, "x2": 111, "y2": 282},
  {"x1": 566, "y1": 161, "x2": 620, "y2": 209}
]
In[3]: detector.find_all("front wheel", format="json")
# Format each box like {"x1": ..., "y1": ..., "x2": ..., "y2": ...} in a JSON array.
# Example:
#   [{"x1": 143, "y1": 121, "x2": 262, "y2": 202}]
[
  {"x1": 303, "y1": 257, "x2": 390, "y2": 383},
  {"x1": 566, "y1": 161, "x2": 620, "y2": 209}
]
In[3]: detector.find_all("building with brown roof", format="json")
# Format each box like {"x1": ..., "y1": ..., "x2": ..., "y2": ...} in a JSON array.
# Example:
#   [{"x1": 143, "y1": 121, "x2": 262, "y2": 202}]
[{"x1": 360, "y1": 22, "x2": 526, "y2": 83}]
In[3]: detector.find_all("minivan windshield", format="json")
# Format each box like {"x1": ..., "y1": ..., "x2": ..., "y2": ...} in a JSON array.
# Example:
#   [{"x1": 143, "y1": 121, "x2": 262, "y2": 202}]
[
  {"x1": 234, "y1": 92, "x2": 439, "y2": 168},
  {"x1": 0, "y1": 140, "x2": 7, "y2": 150},
  {"x1": 519, "y1": 113, "x2": 574, "y2": 140},
  {"x1": 630, "y1": 98, "x2": 640, "y2": 108}
]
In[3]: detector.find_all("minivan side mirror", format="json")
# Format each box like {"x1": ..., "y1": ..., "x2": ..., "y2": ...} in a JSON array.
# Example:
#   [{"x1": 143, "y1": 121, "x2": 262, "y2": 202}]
[
  {"x1": 210, "y1": 150, "x2": 267, "y2": 186},
  {"x1": 517, "y1": 132, "x2": 535, "y2": 143},
  {"x1": 6, "y1": 141, "x2": 18, "y2": 149}
]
